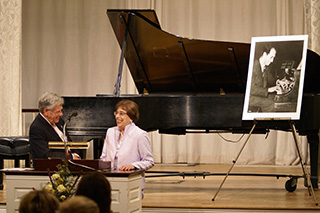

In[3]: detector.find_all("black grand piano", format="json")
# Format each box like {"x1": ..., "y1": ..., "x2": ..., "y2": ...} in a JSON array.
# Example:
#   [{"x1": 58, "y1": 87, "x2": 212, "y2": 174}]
[{"x1": 62, "y1": 10, "x2": 320, "y2": 188}]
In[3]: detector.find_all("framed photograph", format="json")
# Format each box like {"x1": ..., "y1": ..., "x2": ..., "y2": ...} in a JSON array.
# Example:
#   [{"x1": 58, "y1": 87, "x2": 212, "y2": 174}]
[{"x1": 242, "y1": 35, "x2": 308, "y2": 120}]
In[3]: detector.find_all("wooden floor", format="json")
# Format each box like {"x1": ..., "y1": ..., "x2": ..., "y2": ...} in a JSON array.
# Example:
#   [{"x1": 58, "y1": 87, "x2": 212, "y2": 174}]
[
  {"x1": 142, "y1": 164, "x2": 320, "y2": 212},
  {"x1": 1, "y1": 164, "x2": 319, "y2": 212}
]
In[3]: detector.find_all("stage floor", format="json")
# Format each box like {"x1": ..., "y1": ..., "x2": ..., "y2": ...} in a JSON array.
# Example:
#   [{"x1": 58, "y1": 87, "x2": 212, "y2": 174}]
[
  {"x1": 142, "y1": 164, "x2": 320, "y2": 211},
  {"x1": 0, "y1": 164, "x2": 319, "y2": 212}
]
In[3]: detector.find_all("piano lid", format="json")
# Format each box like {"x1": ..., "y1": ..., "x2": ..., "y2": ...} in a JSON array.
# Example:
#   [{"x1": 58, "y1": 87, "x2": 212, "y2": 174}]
[
  {"x1": 107, "y1": 9, "x2": 251, "y2": 94},
  {"x1": 107, "y1": 9, "x2": 320, "y2": 95}
]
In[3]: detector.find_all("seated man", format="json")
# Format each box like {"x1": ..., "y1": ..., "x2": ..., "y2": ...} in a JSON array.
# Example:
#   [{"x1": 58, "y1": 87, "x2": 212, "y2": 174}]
[
  {"x1": 248, "y1": 44, "x2": 281, "y2": 112},
  {"x1": 29, "y1": 92, "x2": 79, "y2": 162}
]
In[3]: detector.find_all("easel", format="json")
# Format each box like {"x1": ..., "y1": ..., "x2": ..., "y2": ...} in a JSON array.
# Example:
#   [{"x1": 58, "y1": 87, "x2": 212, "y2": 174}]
[{"x1": 212, "y1": 119, "x2": 318, "y2": 206}]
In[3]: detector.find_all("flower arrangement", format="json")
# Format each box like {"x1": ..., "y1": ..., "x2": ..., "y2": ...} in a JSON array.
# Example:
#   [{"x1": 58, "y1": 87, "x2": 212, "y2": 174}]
[{"x1": 44, "y1": 163, "x2": 80, "y2": 202}]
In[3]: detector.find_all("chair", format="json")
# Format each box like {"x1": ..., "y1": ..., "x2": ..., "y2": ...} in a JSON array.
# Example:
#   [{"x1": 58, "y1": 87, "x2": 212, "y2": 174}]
[{"x1": 0, "y1": 137, "x2": 30, "y2": 190}]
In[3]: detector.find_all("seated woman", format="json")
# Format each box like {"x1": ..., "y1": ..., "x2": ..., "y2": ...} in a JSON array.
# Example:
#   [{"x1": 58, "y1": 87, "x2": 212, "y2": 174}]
[{"x1": 75, "y1": 172, "x2": 112, "y2": 213}]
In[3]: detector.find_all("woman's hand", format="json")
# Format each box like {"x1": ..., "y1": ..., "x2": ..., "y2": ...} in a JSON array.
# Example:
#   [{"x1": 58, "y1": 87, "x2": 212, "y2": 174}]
[{"x1": 119, "y1": 164, "x2": 136, "y2": 171}]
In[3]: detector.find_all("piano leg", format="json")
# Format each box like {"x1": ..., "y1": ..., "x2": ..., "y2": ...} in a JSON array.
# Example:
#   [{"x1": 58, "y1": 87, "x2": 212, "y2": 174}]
[{"x1": 307, "y1": 130, "x2": 319, "y2": 189}]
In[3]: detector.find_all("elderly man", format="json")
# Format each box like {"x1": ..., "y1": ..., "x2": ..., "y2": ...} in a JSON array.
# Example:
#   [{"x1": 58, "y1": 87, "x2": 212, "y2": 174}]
[{"x1": 29, "y1": 92, "x2": 79, "y2": 161}]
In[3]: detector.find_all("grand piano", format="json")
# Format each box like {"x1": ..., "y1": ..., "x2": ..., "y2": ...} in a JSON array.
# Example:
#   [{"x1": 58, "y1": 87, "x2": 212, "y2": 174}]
[{"x1": 62, "y1": 10, "x2": 320, "y2": 188}]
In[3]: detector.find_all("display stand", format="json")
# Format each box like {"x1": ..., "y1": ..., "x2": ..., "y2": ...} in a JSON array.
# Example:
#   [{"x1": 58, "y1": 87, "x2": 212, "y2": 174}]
[{"x1": 212, "y1": 120, "x2": 318, "y2": 206}]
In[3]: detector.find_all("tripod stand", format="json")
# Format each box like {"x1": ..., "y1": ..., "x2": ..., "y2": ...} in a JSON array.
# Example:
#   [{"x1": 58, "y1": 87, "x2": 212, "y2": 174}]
[{"x1": 212, "y1": 120, "x2": 318, "y2": 206}]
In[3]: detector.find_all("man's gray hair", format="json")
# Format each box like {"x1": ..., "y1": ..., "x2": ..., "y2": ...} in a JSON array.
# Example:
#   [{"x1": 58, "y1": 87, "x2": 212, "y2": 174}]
[{"x1": 38, "y1": 92, "x2": 64, "y2": 113}]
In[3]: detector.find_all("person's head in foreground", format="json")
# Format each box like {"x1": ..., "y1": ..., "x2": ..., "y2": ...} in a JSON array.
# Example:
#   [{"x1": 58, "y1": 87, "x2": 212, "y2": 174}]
[
  {"x1": 19, "y1": 189, "x2": 59, "y2": 213},
  {"x1": 59, "y1": 195, "x2": 100, "y2": 213},
  {"x1": 75, "y1": 172, "x2": 112, "y2": 213}
]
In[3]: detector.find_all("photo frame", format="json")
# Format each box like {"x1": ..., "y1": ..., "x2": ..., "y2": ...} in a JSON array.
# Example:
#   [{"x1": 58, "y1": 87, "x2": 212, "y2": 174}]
[{"x1": 242, "y1": 35, "x2": 308, "y2": 120}]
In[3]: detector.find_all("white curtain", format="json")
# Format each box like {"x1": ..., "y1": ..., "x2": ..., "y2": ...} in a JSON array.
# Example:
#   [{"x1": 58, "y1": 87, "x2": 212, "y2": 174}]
[
  {"x1": 21, "y1": 0, "x2": 318, "y2": 165},
  {"x1": 304, "y1": 0, "x2": 320, "y2": 177},
  {"x1": 305, "y1": 0, "x2": 320, "y2": 55},
  {"x1": 0, "y1": 0, "x2": 22, "y2": 136}
]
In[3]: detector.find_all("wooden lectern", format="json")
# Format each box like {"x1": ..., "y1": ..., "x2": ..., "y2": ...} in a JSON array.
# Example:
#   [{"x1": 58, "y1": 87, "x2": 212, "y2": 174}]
[{"x1": 34, "y1": 159, "x2": 111, "y2": 172}]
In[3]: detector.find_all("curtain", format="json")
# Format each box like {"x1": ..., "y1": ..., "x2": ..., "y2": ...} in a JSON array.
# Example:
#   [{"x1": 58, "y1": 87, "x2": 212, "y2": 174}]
[
  {"x1": 305, "y1": 0, "x2": 320, "y2": 55},
  {"x1": 0, "y1": 0, "x2": 22, "y2": 136},
  {"x1": 0, "y1": 0, "x2": 22, "y2": 169},
  {"x1": 21, "y1": 0, "x2": 314, "y2": 165},
  {"x1": 304, "y1": 0, "x2": 320, "y2": 177}
]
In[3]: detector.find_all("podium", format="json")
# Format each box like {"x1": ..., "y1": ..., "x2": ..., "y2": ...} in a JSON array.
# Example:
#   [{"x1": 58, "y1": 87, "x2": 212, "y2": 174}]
[
  {"x1": 4, "y1": 161, "x2": 144, "y2": 213},
  {"x1": 34, "y1": 159, "x2": 111, "y2": 172}
]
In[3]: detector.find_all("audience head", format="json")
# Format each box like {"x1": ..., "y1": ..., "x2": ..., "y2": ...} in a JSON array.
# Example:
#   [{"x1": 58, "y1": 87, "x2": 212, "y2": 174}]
[
  {"x1": 38, "y1": 92, "x2": 64, "y2": 125},
  {"x1": 18, "y1": 189, "x2": 59, "y2": 213},
  {"x1": 59, "y1": 195, "x2": 100, "y2": 213},
  {"x1": 76, "y1": 172, "x2": 112, "y2": 213}
]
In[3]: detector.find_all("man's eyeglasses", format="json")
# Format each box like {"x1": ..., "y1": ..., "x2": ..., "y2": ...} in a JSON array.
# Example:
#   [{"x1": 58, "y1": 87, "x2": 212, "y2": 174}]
[
  {"x1": 114, "y1": 111, "x2": 127, "y2": 116},
  {"x1": 51, "y1": 109, "x2": 63, "y2": 115}
]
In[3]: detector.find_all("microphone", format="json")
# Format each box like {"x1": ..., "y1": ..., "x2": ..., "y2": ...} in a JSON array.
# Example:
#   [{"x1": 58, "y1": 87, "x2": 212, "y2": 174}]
[
  {"x1": 63, "y1": 112, "x2": 77, "y2": 162},
  {"x1": 67, "y1": 112, "x2": 78, "y2": 121}
]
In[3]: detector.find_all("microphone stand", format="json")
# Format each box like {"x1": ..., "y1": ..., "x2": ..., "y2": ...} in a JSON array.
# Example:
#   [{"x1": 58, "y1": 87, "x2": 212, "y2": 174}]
[
  {"x1": 62, "y1": 115, "x2": 96, "y2": 172},
  {"x1": 62, "y1": 112, "x2": 78, "y2": 165},
  {"x1": 63, "y1": 119, "x2": 71, "y2": 164}
]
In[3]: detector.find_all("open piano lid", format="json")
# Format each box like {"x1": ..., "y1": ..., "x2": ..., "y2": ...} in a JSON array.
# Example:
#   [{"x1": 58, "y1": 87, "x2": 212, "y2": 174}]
[{"x1": 107, "y1": 9, "x2": 251, "y2": 94}]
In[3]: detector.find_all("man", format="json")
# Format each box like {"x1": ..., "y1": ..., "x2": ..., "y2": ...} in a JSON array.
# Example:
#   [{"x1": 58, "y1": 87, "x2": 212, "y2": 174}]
[
  {"x1": 248, "y1": 44, "x2": 281, "y2": 112},
  {"x1": 29, "y1": 92, "x2": 80, "y2": 161}
]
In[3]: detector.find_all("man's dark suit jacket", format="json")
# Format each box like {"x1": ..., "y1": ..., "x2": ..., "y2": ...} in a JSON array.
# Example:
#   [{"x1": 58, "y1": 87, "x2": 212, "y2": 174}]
[
  {"x1": 29, "y1": 113, "x2": 69, "y2": 160},
  {"x1": 248, "y1": 59, "x2": 276, "y2": 112}
]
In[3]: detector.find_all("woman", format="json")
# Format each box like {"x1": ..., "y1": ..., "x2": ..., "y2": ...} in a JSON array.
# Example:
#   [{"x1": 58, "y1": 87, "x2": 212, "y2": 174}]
[
  {"x1": 75, "y1": 172, "x2": 112, "y2": 213},
  {"x1": 100, "y1": 100, "x2": 154, "y2": 193}
]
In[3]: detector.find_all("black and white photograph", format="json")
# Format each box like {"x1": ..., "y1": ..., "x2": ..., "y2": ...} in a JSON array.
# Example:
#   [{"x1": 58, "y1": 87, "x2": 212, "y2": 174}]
[{"x1": 242, "y1": 35, "x2": 308, "y2": 120}]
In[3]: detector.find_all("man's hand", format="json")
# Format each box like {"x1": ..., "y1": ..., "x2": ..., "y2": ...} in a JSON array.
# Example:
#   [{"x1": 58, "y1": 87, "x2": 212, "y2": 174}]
[
  {"x1": 268, "y1": 85, "x2": 282, "y2": 94},
  {"x1": 72, "y1": 153, "x2": 81, "y2": 160}
]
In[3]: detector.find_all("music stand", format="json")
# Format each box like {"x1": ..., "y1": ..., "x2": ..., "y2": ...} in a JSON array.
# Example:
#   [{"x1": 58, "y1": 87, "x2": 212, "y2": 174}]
[
  {"x1": 49, "y1": 141, "x2": 90, "y2": 159},
  {"x1": 48, "y1": 141, "x2": 90, "y2": 150}
]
